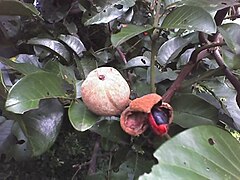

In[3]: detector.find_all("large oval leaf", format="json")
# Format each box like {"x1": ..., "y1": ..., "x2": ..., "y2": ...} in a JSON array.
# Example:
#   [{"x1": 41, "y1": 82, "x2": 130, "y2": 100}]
[
  {"x1": 171, "y1": 93, "x2": 218, "y2": 128},
  {"x1": 5, "y1": 71, "x2": 69, "y2": 114},
  {"x1": 161, "y1": 5, "x2": 216, "y2": 34},
  {"x1": 157, "y1": 36, "x2": 191, "y2": 66},
  {"x1": 124, "y1": 56, "x2": 150, "y2": 69},
  {"x1": 58, "y1": 34, "x2": 86, "y2": 58},
  {"x1": 140, "y1": 125, "x2": 240, "y2": 179},
  {"x1": 202, "y1": 79, "x2": 240, "y2": 130},
  {"x1": 84, "y1": 0, "x2": 136, "y2": 25},
  {"x1": 0, "y1": 56, "x2": 43, "y2": 75},
  {"x1": 0, "y1": 99, "x2": 63, "y2": 160},
  {"x1": 0, "y1": 0, "x2": 41, "y2": 18},
  {"x1": 219, "y1": 23, "x2": 240, "y2": 55},
  {"x1": 68, "y1": 100, "x2": 99, "y2": 131},
  {"x1": 111, "y1": 24, "x2": 153, "y2": 47},
  {"x1": 27, "y1": 38, "x2": 70, "y2": 65},
  {"x1": 90, "y1": 119, "x2": 130, "y2": 144},
  {"x1": 166, "y1": 0, "x2": 239, "y2": 12}
]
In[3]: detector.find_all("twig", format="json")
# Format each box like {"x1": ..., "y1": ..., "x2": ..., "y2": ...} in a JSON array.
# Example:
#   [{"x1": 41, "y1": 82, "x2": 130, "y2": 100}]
[
  {"x1": 88, "y1": 136, "x2": 100, "y2": 175},
  {"x1": 116, "y1": 47, "x2": 127, "y2": 64},
  {"x1": 71, "y1": 160, "x2": 92, "y2": 180}
]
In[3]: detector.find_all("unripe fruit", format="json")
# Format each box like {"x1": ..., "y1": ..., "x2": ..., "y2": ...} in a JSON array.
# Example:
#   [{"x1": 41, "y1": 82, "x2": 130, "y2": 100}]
[{"x1": 81, "y1": 67, "x2": 130, "y2": 116}]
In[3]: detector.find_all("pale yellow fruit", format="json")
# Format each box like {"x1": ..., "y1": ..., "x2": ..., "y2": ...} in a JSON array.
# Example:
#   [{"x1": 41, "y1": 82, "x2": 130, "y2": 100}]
[{"x1": 81, "y1": 67, "x2": 130, "y2": 116}]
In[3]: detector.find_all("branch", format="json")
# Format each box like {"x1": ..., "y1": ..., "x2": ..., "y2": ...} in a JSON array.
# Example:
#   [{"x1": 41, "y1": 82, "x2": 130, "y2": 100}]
[{"x1": 162, "y1": 42, "x2": 224, "y2": 103}]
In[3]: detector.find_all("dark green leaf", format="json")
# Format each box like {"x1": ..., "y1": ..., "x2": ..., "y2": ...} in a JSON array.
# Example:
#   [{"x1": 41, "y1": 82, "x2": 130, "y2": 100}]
[
  {"x1": 5, "y1": 71, "x2": 69, "y2": 114},
  {"x1": 90, "y1": 119, "x2": 130, "y2": 144},
  {"x1": 157, "y1": 36, "x2": 193, "y2": 66},
  {"x1": 0, "y1": 56, "x2": 43, "y2": 75},
  {"x1": 124, "y1": 56, "x2": 150, "y2": 69},
  {"x1": 202, "y1": 78, "x2": 240, "y2": 130},
  {"x1": 27, "y1": 38, "x2": 70, "y2": 65},
  {"x1": 111, "y1": 24, "x2": 153, "y2": 47},
  {"x1": 222, "y1": 47, "x2": 240, "y2": 70},
  {"x1": 171, "y1": 93, "x2": 218, "y2": 128},
  {"x1": 84, "y1": 0, "x2": 136, "y2": 25},
  {"x1": 1, "y1": 99, "x2": 63, "y2": 160},
  {"x1": 112, "y1": 152, "x2": 155, "y2": 179},
  {"x1": 161, "y1": 5, "x2": 216, "y2": 34},
  {"x1": 140, "y1": 126, "x2": 240, "y2": 179},
  {"x1": 0, "y1": 16, "x2": 20, "y2": 38},
  {"x1": 169, "y1": 0, "x2": 239, "y2": 12},
  {"x1": 68, "y1": 100, "x2": 98, "y2": 131},
  {"x1": 20, "y1": 99, "x2": 63, "y2": 156},
  {"x1": 0, "y1": 0, "x2": 41, "y2": 18},
  {"x1": 219, "y1": 23, "x2": 240, "y2": 55},
  {"x1": 149, "y1": 68, "x2": 178, "y2": 83},
  {"x1": 58, "y1": 34, "x2": 86, "y2": 58}
]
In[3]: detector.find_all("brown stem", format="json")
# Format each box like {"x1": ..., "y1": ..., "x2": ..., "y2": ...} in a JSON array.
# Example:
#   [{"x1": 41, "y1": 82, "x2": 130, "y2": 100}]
[
  {"x1": 87, "y1": 136, "x2": 100, "y2": 175},
  {"x1": 116, "y1": 47, "x2": 127, "y2": 64}
]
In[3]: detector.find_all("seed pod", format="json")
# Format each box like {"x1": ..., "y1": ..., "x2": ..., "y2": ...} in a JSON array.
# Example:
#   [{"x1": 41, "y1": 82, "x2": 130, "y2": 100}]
[
  {"x1": 148, "y1": 102, "x2": 173, "y2": 136},
  {"x1": 120, "y1": 93, "x2": 173, "y2": 136},
  {"x1": 81, "y1": 67, "x2": 130, "y2": 116}
]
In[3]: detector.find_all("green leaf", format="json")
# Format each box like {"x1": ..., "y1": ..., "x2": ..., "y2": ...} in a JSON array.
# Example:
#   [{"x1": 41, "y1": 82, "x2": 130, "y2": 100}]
[
  {"x1": 139, "y1": 126, "x2": 240, "y2": 180},
  {"x1": 202, "y1": 78, "x2": 240, "y2": 130},
  {"x1": 58, "y1": 34, "x2": 86, "y2": 58},
  {"x1": 0, "y1": 99, "x2": 63, "y2": 160},
  {"x1": 111, "y1": 24, "x2": 153, "y2": 47},
  {"x1": 124, "y1": 56, "x2": 150, "y2": 69},
  {"x1": 84, "y1": 0, "x2": 136, "y2": 25},
  {"x1": 157, "y1": 36, "x2": 192, "y2": 66},
  {"x1": 161, "y1": 5, "x2": 216, "y2": 34},
  {"x1": 168, "y1": 0, "x2": 239, "y2": 12},
  {"x1": 0, "y1": 0, "x2": 41, "y2": 18},
  {"x1": 90, "y1": 119, "x2": 130, "y2": 144},
  {"x1": 68, "y1": 100, "x2": 99, "y2": 131},
  {"x1": 0, "y1": 56, "x2": 43, "y2": 75},
  {"x1": 171, "y1": 93, "x2": 218, "y2": 128},
  {"x1": 5, "y1": 71, "x2": 69, "y2": 114},
  {"x1": 219, "y1": 23, "x2": 240, "y2": 55},
  {"x1": 222, "y1": 47, "x2": 240, "y2": 70},
  {"x1": 27, "y1": 38, "x2": 71, "y2": 65},
  {"x1": 149, "y1": 67, "x2": 178, "y2": 83}
]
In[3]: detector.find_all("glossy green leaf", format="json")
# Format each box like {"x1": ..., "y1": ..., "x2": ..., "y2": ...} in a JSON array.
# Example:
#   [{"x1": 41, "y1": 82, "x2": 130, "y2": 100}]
[
  {"x1": 171, "y1": 93, "x2": 218, "y2": 128},
  {"x1": 157, "y1": 36, "x2": 191, "y2": 66},
  {"x1": 111, "y1": 152, "x2": 155, "y2": 179},
  {"x1": 5, "y1": 71, "x2": 69, "y2": 114},
  {"x1": 0, "y1": 0, "x2": 41, "y2": 18},
  {"x1": 90, "y1": 119, "x2": 130, "y2": 144},
  {"x1": 140, "y1": 126, "x2": 240, "y2": 180},
  {"x1": 219, "y1": 23, "x2": 240, "y2": 55},
  {"x1": 149, "y1": 67, "x2": 178, "y2": 83},
  {"x1": 0, "y1": 99, "x2": 63, "y2": 160},
  {"x1": 124, "y1": 56, "x2": 150, "y2": 69},
  {"x1": 27, "y1": 38, "x2": 70, "y2": 65},
  {"x1": 169, "y1": 0, "x2": 239, "y2": 12},
  {"x1": 0, "y1": 56, "x2": 43, "y2": 75},
  {"x1": 111, "y1": 24, "x2": 153, "y2": 47},
  {"x1": 222, "y1": 47, "x2": 240, "y2": 70},
  {"x1": 68, "y1": 100, "x2": 98, "y2": 131},
  {"x1": 58, "y1": 34, "x2": 86, "y2": 57},
  {"x1": 161, "y1": 5, "x2": 216, "y2": 34},
  {"x1": 84, "y1": 0, "x2": 136, "y2": 25},
  {"x1": 202, "y1": 78, "x2": 240, "y2": 130}
]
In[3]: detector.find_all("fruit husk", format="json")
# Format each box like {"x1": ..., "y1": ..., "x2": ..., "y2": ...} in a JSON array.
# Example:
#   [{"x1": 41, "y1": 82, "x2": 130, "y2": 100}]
[{"x1": 121, "y1": 93, "x2": 167, "y2": 136}]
